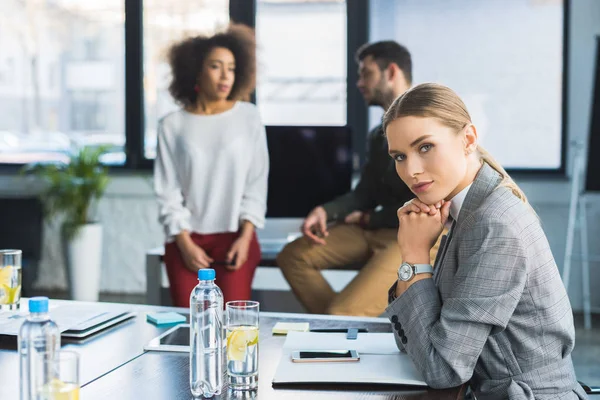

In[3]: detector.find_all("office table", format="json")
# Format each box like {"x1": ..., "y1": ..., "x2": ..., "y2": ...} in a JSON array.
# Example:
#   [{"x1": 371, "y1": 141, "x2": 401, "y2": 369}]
[{"x1": 0, "y1": 300, "x2": 463, "y2": 399}]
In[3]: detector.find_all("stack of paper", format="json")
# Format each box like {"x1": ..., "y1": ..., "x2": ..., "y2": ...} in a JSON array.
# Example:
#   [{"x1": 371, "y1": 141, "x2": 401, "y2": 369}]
[{"x1": 272, "y1": 332, "x2": 427, "y2": 387}]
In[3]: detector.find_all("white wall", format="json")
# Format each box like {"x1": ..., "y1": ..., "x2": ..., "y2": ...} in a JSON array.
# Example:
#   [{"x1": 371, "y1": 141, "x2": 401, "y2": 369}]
[
  {"x1": 370, "y1": 0, "x2": 564, "y2": 170},
  {"x1": 0, "y1": 0, "x2": 599, "y2": 310},
  {"x1": 540, "y1": 0, "x2": 600, "y2": 311}
]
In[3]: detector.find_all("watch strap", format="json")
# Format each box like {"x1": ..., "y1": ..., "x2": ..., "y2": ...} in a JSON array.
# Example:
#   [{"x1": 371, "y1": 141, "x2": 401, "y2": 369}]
[{"x1": 413, "y1": 264, "x2": 433, "y2": 275}]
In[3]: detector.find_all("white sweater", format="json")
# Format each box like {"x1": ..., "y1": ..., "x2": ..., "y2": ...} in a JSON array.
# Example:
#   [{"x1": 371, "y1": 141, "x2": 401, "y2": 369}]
[{"x1": 154, "y1": 102, "x2": 269, "y2": 240}]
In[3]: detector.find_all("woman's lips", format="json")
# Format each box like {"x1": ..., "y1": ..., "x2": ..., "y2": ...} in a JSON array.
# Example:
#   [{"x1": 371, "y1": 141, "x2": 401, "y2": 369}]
[{"x1": 412, "y1": 181, "x2": 433, "y2": 193}]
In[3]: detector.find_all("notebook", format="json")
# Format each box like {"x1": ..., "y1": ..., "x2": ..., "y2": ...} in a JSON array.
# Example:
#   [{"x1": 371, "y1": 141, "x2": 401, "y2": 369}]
[
  {"x1": 146, "y1": 312, "x2": 186, "y2": 326},
  {"x1": 272, "y1": 332, "x2": 427, "y2": 388},
  {"x1": 272, "y1": 322, "x2": 310, "y2": 335}
]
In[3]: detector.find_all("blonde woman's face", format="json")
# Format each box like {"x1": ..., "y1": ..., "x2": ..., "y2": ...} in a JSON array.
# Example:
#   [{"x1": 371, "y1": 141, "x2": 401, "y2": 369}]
[{"x1": 386, "y1": 116, "x2": 477, "y2": 205}]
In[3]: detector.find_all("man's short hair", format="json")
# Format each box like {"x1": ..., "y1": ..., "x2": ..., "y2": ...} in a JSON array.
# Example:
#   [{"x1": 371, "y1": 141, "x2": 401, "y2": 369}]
[{"x1": 355, "y1": 41, "x2": 412, "y2": 85}]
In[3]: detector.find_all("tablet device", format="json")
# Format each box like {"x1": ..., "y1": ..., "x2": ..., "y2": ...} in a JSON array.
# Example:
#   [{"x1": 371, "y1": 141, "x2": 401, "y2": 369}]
[{"x1": 144, "y1": 324, "x2": 190, "y2": 352}]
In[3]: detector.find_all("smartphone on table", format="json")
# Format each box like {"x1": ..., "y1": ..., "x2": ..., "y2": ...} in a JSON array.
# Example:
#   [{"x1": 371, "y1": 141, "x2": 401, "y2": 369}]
[{"x1": 290, "y1": 350, "x2": 360, "y2": 363}]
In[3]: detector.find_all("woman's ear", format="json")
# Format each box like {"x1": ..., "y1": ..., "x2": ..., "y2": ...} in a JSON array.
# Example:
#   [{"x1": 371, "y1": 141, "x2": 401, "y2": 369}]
[{"x1": 463, "y1": 124, "x2": 478, "y2": 155}]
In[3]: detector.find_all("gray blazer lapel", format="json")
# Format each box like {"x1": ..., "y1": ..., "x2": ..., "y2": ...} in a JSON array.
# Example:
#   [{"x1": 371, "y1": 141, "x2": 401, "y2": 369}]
[
  {"x1": 434, "y1": 220, "x2": 456, "y2": 285},
  {"x1": 433, "y1": 234, "x2": 447, "y2": 284},
  {"x1": 433, "y1": 234, "x2": 448, "y2": 275},
  {"x1": 454, "y1": 162, "x2": 503, "y2": 232},
  {"x1": 433, "y1": 163, "x2": 501, "y2": 286},
  {"x1": 434, "y1": 235, "x2": 448, "y2": 267}
]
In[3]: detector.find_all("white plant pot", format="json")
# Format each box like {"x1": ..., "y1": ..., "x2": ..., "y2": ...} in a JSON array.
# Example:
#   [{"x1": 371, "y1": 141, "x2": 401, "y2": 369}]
[{"x1": 65, "y1": 223, "x2": 103, "y2": 302}]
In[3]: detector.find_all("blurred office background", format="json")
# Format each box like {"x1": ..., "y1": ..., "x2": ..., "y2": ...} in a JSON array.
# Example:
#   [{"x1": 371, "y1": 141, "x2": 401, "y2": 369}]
[{"x1": 0, "y1": 0, "x2": 597, "y2": 315}]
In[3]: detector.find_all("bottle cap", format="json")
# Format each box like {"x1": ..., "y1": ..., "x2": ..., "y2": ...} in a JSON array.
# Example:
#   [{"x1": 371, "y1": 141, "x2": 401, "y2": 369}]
[
  {"x1": 198, "y1": 269, "x2": 216, "y2": 281},
  {"x1": 29, "y1": 297, "x2": 49, "y2": 313}
]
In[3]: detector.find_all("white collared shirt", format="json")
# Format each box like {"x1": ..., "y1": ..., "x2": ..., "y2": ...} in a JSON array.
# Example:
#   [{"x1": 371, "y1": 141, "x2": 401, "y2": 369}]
[{"x1": 447, "y1": 184, "x2": 472, "y2": 225}]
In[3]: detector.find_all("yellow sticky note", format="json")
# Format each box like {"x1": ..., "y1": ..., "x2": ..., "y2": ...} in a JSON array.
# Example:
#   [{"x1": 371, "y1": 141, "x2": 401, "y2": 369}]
[{"x1": 272, "y1": 322, "x2": 310, "y2": 335}]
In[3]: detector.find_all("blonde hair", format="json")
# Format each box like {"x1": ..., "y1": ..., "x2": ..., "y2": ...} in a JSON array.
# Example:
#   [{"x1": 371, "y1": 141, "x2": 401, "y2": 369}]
[{"x1": 383, "y1": 83, "x2": 529, "y2": 204}]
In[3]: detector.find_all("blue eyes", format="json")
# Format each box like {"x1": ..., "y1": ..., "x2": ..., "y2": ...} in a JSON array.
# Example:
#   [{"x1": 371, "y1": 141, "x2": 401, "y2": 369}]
[
  {"x1": 393, "y1": 144, "x2": 433, "y2": 162},
  {"x1": 420, "y1": 144, "x2": 432, "y2": 153}
]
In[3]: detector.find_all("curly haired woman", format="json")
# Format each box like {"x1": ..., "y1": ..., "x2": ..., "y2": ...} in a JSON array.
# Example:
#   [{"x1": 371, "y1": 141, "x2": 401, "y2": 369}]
[{"x1": 154, "y1": 25, "x2": 268, "y2": 307}]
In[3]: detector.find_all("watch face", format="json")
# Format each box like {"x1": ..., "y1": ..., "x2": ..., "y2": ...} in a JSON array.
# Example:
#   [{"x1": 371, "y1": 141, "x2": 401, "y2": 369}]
[{"x1": 398, "y1": 263, "x2": 413, "y2": 281}]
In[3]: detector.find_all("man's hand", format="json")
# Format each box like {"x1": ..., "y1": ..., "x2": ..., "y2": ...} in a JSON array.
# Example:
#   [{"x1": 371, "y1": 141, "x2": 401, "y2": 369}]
[
  {"x1": 344, "y1": 210, "x2": 363, "y2": 224},
  {"x1": 345, "y1": 210, "x2": 371, "y2": 227},
  {"x1": 301, "y1": 206, "x2": 328, "y2": 245}
]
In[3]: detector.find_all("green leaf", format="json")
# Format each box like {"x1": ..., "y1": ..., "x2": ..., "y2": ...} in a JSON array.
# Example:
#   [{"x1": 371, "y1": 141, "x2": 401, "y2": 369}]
[{"x1": 20, "y1": 146, "x2": 111, "y2": 241}]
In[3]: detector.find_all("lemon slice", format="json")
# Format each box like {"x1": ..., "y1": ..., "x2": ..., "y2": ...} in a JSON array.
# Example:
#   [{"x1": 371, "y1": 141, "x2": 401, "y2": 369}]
[
  {"x1": 3, "y1": 284, "x2": 20, "y2": 304},
  {"x1": 49, "y1": 378, "x2": 68, "y2": 389},
  {"x1": 0, "y1": 266, "x2": 20, "y2": 305},
  {"x1": 39, "y1": 379, "x2": 80, "y2": 400},
  {"x1": 227, "y1": 326, "x2": 259, "y2": 361}
]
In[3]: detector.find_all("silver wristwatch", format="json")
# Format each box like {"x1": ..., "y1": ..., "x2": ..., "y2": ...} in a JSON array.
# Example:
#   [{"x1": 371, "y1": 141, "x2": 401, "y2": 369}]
[{"x1": 397, "y1": 262, "x2": 433, "y2": 282}]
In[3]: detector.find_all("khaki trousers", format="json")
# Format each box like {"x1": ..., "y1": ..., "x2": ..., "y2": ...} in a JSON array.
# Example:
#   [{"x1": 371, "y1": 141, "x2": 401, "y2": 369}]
[{"x1": 277, "y1": 224, "x2": 443, "y2": 317}]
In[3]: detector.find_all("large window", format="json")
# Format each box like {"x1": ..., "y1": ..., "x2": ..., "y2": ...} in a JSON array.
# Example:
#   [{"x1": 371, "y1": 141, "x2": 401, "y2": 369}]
[
  {"x1": 370, "y1": 0, "x2": 565, "y2": 170},
  {"x1": 0, "y1": 0, "x2": 125, "y2": 164},
  {"x1": 256, "y1": 0, "x2": 347, "y2": 126},
  {"x1": 0, "y1": 0, "x2": 566, "y2": 172},
  {"x1": 143, "y1": 0, "x2": 229, "y2": 159}
]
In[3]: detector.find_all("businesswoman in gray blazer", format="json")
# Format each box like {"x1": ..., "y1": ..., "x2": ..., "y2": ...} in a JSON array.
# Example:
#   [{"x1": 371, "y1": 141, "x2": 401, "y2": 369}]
[{"x1": 383, "y1": 83, "x2": 587, "y2": 399}]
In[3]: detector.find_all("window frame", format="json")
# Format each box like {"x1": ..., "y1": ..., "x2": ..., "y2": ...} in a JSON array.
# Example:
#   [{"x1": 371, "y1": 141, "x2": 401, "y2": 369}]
[{"x1": 0, "y1": 0, "x2": 568, "y2": 176}]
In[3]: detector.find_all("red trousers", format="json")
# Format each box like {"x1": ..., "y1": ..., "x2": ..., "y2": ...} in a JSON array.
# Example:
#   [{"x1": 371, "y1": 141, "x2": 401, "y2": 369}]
[{"x1": 164, "y1": 232, "x2": 261, "y2": 307}]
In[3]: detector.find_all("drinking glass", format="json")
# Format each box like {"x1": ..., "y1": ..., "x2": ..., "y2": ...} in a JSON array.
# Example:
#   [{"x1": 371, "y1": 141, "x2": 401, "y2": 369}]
[
  {"x1": 37, "y1": 350, "x2": 80, "y2": 400},
  {"x1": 225, "y1": 300, "x2": 259, "y2": 391},
  {"x1": 0, "y1": 249, "x2": 22, "y2": 311}
]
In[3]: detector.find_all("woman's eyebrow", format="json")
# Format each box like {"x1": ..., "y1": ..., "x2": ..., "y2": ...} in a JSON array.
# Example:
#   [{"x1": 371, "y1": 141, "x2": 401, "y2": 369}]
[{"x1": 410, "y1": 134, "x2": 433, "y2": 147}]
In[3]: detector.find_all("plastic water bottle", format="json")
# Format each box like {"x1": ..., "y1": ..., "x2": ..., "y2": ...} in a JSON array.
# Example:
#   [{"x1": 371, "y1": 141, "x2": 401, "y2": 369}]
[
  {"x1": 190, "y1": 268, "x2": 224, "y2": 398},
  {"x1": 19, "y1": 297, "x2": 60, "y2": 400}
]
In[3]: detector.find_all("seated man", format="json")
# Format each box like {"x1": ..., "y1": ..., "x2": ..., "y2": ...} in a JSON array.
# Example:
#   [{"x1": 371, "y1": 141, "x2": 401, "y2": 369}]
[{"x1": 277, "y1": 41, "x2": 443, "y2": 316}]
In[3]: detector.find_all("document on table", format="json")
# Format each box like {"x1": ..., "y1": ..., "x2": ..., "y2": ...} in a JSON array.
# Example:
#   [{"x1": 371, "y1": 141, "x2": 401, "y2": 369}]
[
  {"x1": 0, "y1": 303, "x2": 116, "y2": 336},
  {"x1": 272, "y1": 332, "x2": 427, "y2": 387}
]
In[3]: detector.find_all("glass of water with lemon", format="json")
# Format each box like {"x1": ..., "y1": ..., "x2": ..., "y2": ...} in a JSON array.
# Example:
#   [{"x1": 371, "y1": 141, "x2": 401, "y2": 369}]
[
  {"x1": 37, "y1": 350, "x2": 80, "y2": 400},
  {"x1": 226, "y1": 300, "x2": 259, "y2": 391},
  {"x1": 0, "y1": 249, "x2": 22, "y2": 311}
]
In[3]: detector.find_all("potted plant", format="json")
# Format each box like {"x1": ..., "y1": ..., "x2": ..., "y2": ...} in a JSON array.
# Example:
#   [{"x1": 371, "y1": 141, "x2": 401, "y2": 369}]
[{"x1": 22, "y1": 146, "x2": 110, "y2": 301}]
